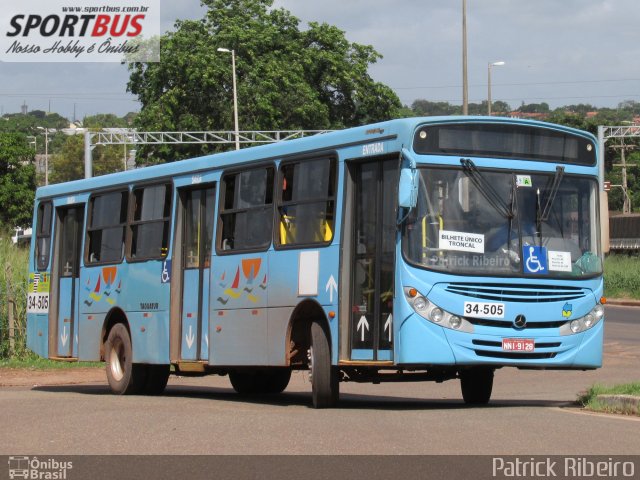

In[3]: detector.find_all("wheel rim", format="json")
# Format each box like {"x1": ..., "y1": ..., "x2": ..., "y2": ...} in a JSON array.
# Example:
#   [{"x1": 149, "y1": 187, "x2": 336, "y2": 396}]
[
  {"x1": 109, "y1": 340, "x2": 125, "y2": 382},
  {"x1": 308, "y1": 345, "x2": 315, "y2": 382}
]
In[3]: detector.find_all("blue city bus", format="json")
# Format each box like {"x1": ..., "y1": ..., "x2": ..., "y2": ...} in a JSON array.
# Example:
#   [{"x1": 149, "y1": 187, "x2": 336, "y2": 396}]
[{"x1": 26, "y1": 116, "x2": 605, "y2": 408}]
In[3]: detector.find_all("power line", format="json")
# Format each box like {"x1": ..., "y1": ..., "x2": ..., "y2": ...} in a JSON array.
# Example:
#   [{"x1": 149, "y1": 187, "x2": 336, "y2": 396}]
[{"x1": 393, "y1": 78, "x2": 640, "y2": 91}]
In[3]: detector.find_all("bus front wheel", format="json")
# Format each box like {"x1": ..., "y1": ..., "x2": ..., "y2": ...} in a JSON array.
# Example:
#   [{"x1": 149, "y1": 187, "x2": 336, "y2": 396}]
[
  {"x1": 144, "y1": 365, "x2": 170, "y2": 395},
  {"x1": 309, "y1": 320, "x2": 339, "y2": 408},
  {"x1": 460, "y1": 367, "x2": 494, "y2": 405},
  {"x1": 104, "y1": 323, "x2": 147, "y2": 395}
]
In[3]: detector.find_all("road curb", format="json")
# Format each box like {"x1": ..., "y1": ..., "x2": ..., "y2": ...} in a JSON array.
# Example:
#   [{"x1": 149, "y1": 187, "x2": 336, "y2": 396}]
[
  {"x1": 605, "y1": 299, "x2": 640, "y2": 307},
  {"x1": 595, "y1": 394, "x2": 640, "y2": 415}
]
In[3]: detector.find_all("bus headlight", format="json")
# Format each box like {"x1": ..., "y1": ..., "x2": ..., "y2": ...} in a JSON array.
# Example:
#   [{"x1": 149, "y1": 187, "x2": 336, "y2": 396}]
[
  {"x1": 593, "y1": 304, "x2": 604, "y2": 321},
  {"x1": 413, "y1": 296, "x2": 428, "y2": 312},
  {"x1": 449, "y1": 316, "x2": 462, "y2": 329},
  {"x1": 404, "y1": 287, "x2": 474, "y2": 333},
  {"x1": 583, "y1": 313, "x2": 595, "y2": 328},
  {"x1": 561, "y1": 303, "x2": 605, "y2": 335},
  {"x1": 430, "y1": 308, "x2": 443, "y2": 323}
]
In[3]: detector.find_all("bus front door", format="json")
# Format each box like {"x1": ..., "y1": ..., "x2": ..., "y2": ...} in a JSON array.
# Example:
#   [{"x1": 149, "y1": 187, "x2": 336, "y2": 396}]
[
  {"x1": 179, "y1": 186, "x2": 215, "y2": 361},
  {"x1": 349, "y1": 159, "x2": 398, "y2": 361},
  {"x1": 53, "y1": 205, "x2": 84, "y2": 358}
]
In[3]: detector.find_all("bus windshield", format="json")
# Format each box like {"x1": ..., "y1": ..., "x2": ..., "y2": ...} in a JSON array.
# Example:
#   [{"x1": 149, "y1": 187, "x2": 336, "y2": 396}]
[{"x1": 403, "y1": 166, "x2": 602, "y2": 278}]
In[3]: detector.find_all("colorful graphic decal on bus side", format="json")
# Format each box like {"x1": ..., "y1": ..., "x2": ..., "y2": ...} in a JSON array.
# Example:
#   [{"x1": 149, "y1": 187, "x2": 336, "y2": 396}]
[
  {"x1": 29, "y1": 272, "x2": 50, "y2": 293},
  {"x1": 216, "y1": 258, "x2": 267, "y2": 305},
  {"x1": 83, "y1": 267, "x2": 121, "y2": 306},
  {"x1": 562, "y1": 302, "x2": 573, "y2": 319},
  {"x1": 27, "y1": 272, "x2": 51, "y2": 313}
]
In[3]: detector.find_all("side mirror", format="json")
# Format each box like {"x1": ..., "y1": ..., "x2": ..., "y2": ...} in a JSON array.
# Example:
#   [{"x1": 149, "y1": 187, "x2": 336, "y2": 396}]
[{"x1": 398, "y1": 149, "x2": 418, "y2": 209}]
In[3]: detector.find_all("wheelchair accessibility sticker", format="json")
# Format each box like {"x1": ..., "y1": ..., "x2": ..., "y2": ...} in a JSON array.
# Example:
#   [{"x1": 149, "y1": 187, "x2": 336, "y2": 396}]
[{"x1": 523, "y1": 245, "x2": 548, "y2": 274}]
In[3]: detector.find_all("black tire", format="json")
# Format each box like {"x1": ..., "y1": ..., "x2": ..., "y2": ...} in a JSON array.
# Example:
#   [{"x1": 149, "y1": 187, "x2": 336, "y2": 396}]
[
  {"x1": 309, "y1": 320, "x2": 339, "y2": 408},
  {"x1": 262, "y1": 368, "x2": 291, "y2": 394},
  {"x1": 460, "y1": 367, "x2": 494, "y2": 405},
  {"x1": 144, "y1": 365, "x2": 170, "y2": 395},
  {"x1": 229, "y1": 371, "x2": 259, "y2": 394},
  {"x1": 229, "y1": 369, "x2": 291, "y2": 395},
  {"x1": 104, "y1": 323, "x2": 147, "y2": 395}
]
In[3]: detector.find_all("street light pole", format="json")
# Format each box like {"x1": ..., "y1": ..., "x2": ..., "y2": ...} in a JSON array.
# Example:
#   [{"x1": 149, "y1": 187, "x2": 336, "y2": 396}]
[
  {"x1": 462, "y1": 0, "x2": 468, "y2": 115},
  {"x1": 37, "y1": 127, "x2": 52, "y2": 185},
  {"x1": 217, "y1": 47, "x2": 240, "y2": 150},
  {"x1": 487, "y1": 61, "x2": 505, "y2": 116}
]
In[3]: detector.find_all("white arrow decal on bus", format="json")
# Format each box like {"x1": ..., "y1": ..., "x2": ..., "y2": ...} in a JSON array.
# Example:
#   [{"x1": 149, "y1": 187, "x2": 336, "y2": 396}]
[
  {"x1": 384, "y1": 314, "x2": 392, "y2": 342},
  {"x1": 325, "y1": 275, "x2": 338, "y2": 303},
  {"x1": 60, "y1": 326, "x2": 68, "y2": 347},
  {"x1": 186, "y1": 325, "x2": 195, "y2": 349},
  {"x1": 357, "y1": 316, "x2": 369, "y2": 342}
]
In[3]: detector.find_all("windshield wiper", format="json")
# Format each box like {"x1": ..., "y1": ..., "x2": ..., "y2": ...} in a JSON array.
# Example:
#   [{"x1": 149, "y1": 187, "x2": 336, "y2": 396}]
[
  {"x1": 460, "y1": 158, "x2": 513, "y2": 218},
  {"x1": 536, "y1": 166, "x2": 565, "y2": 237},
  {"x1": 540, "y1": 166, "x2": 565, "y2": 222}
]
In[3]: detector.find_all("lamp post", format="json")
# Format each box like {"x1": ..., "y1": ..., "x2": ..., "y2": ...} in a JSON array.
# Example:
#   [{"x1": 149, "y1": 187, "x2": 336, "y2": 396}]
[
  {"x1": 217, "y1": 47, "x2": 239, "y2": 150},
  {"x1": 462, "y1": 0, "x2": 468, "y2": 115},
  {"x1": 37, "y1": 127, "x2": 56, "y2": 186},
  {"x1": 487, "y1": 61, "x2": 505, "y2": 116}
]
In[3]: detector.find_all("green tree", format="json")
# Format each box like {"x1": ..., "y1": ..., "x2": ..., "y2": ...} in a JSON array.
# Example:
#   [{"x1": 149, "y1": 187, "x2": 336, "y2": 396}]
[
  {"x1": 0, "y1": 133, "x2": 36, "y2": 227},
  {"x1": 83, "y1": 113, "x2": 128, "y2": 129},
  {"x1": 518, "y1": 102, "x2": 550, "y2": 114},
  {"x1": 411, "y1": 100, "x2": 460, "y2": 116},
  {"x1": 50, "y1": 135, "x2": 124, "y2": 184},
  {"x1": 127, "y1": 0, "x2": 401, "y2": 163}
]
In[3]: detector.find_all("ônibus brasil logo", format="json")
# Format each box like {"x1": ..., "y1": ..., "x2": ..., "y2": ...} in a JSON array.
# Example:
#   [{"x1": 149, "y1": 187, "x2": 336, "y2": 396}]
[
  {"x1": 8, "y1": 456, "x2": 73, "y2": 480},
  {"x1": 0, "y1": 0, "x2": 160, "y2": 62}
]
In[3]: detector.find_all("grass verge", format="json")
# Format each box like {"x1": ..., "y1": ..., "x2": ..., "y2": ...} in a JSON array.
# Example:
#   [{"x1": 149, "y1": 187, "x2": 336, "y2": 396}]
[
  {"x1": 0, "y1": 356, "x2": 102, "y2": 370},
  {"x1": 604, "y1": 253, "x2": 640, "y2": 300},
  {"x1": 579, "y1": 383, "x2": 640, "y2": 416}
]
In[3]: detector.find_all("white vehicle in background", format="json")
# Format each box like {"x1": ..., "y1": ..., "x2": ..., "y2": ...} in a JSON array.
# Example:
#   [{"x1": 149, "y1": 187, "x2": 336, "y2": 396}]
[{"x1": 11, "y1": 227, "x2": 32, "y2": 246}]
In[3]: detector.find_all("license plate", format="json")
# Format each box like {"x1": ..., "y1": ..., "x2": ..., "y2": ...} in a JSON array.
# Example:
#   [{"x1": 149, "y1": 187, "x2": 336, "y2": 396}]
[
  {"x1": 463, "y1": 301, "x2": 505, "y2": 318},
  {"x1": 502, "y1": 338, "x2": 535, "y2": 352}
]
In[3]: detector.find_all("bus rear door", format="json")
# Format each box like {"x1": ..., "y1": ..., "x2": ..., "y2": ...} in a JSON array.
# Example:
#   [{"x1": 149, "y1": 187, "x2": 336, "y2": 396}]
[
  {"x1": 52, "y1": 204, "x2": 85, "y2": 358},
  {"x1": 177, "y1": 185, "x2": 216, "y2": 361}
]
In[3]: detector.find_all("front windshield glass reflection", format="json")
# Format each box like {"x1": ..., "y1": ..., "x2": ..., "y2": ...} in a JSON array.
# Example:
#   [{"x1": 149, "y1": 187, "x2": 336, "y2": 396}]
[{"x1": 403, "y1": 167, "x2": 602, "y2": 277}]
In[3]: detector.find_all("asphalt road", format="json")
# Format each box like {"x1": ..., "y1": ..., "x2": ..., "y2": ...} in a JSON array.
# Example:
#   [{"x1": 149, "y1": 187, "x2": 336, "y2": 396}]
[{"x1": 1, "y1": 306, "x2": 638, "y2": 456}]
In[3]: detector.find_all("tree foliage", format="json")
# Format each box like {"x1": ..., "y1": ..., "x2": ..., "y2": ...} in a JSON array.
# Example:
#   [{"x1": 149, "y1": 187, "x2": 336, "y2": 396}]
[
  {"x1": 50, "y1": 135, "x2": 125, "y2": 184},
  {"x1": 127, "y1": 0, "x2": 401, "y2": 163},
  {"x1": 0, "y1": 133, "x2": 36, "y2": 228}
]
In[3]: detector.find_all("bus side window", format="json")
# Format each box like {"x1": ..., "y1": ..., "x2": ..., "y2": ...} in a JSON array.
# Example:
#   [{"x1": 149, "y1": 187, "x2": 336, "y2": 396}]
[
  {"x1": 277, "y1": 157, "x2": 336, "y2": 247},
  {"x1": 129, "y1": 184, "x2": 172, "y2": 260},
  {"x1": 86, "y1": 190, "x2": 128, "y2": 264},
  {"x1": 218, "y1": 166, "x2": 274, "y2": 252},
  {"x1": 35, "y1": 201, "x2": 53, "y2": 270}
]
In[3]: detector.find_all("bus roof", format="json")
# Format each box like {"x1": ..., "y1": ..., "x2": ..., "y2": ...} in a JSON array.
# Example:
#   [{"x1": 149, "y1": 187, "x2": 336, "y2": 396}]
[{"x1": 35, "y1": 116, "x2": 596, "y2": 199}]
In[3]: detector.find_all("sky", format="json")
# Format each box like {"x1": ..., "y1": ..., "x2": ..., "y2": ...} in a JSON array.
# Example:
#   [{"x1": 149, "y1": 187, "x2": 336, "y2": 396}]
[{"x1": 1, "y1": 0, "x2": 639, "y2": 121}]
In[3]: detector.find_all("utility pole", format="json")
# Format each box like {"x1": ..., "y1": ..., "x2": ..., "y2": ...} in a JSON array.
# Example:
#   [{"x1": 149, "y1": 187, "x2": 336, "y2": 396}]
[
  {"x1": 462, "y1": 0, "x2": 468, "y2": 115},
  {"x1": 611, "y1": 141, "x2": 636, "y2": 214}
]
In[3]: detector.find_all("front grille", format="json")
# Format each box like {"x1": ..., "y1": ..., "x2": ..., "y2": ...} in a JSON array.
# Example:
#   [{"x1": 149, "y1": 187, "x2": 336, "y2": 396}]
[
  {"x1": 466, "y1": 318, "x2": 566, "y2": 329},
  {"x1": 445, "y1": 282, "x2": 586, "y2": 303}
]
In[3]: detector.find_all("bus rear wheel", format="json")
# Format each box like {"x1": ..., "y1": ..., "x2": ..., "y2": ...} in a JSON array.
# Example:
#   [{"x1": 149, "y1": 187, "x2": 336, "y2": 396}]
[
  {"x1": 229, "y1": 369, "x2": 291, "y2": 394},
  {"x1": 460, "y1": 367, "x2": 494, "y2": 405},
  {"x1": 309, "y1": 320, "x2": 339, "y2": 408},
  {"x1": 104, "y1": 323, "x2": 147, "y2": 395}
]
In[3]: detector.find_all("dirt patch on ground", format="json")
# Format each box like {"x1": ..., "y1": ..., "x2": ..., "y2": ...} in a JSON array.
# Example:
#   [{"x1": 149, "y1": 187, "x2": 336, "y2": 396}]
[{"x1": 0, "y1": 367, "x2": 105, "y2": 387}]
